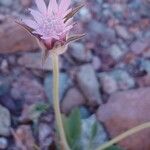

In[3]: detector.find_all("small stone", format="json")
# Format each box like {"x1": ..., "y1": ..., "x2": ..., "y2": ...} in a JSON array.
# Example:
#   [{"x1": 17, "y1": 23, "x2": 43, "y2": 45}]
[
  {"x1": 96, "y1": 88, "x2": 150, "y2": 150},
  {"x1": 18, "y1": 52, "x2": 63, "y2": 71},
  {"x1": 39, "y1": 123, "x2": 53, "y2": 149},
  {"x1": 140, "y1": 59, "x2": 150, "y2": 73},
  {"x1": 20, "y1": 0, "x2": 32, "y2": 7},
  {"x1": 14, "y1": 125, "x2": 35, "y2": 150},
  {"x1": 0, "y1": 137, "x2": 8, "y2": 149},
  {"x1": 0, "y1": 105, "x2": 11, "y2": 136},
  {"x1": 79, "y1": 7, "x2": 92, "y2": 21},
  {"x1": 79, "y1": 106, "x2": 91, "y2": 119},
  {"x1": 109, "y1": 44, "x2": 124, "y2": 61},
  {"x1": 81, "y1": 115, "x2": 108, "y2": 150},
  {"x1": 70, "y1": 42, "x2": 92, "y2": 63},
  {"x1": 44, "y1": 73, "x2": 72, "y2": 104},
  {"x1": 0, "y1": 76, "x2": 10, "y2": 96},
  {"x1": 110, "y1": 69, "x2": 135, "y2": 90},
  {"x1": 131, "y1": 38, "x2": 150, "y2": 55},
  {"x1": 99, "y1": 73, "x2": 118, "y2": 94},
  {"x1": 0, "y1": 0, "x2": 12, "y2": 7},
  {"x1": 76, "y1": 64, "x2": 102, "y2": 106},
  {"x1": 11, "y1": 76, "x2": 46, "y2": 104},
  {"x1": 115, "y1": 25, "x2": 132, "y2": 40},
  {"x1": 92, "y1": 56, "x2": 101, "y2": 70},
  {"x1": 61, "y1": 87, "x2": 86, "y2": 114}
]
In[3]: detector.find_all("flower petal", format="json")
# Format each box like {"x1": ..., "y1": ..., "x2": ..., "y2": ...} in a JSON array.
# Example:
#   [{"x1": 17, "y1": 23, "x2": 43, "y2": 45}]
[
  {"x1": 59, "y1": 0, "x2": 71, "y2": 13},
  {"x1": 35, "y1": 0, "x2": 47, "y2": 13},
  {"x1": 29, "y1": 9, "x2": 43, "y2": 23},
  {"x1": 48, "y1": 0, "x2": 58, "y2": 14},
  {"x1": 23, "y1": 19, "x2": 38, "y2": 29}
]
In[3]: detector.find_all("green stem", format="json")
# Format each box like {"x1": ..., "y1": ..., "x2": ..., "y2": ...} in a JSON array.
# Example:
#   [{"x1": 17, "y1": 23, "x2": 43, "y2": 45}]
[
  {"x1": 51, "y1": 53, "x2": 70, "y2": 150},
  {"x1": 96, "y1": 122, "x2": 150, "y2": 150}
]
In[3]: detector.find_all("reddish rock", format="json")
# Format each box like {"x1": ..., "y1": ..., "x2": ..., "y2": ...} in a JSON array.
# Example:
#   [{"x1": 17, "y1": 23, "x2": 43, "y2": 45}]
[
  {"x1": 61, "y1": 87, "x2": 86, "y2": 114},
  {"x1": 96, "y1": 88, "x2": 150, "y2": 150},
  {"x1": 0, "y1": 19, "x2": 38, "y2": 54}
]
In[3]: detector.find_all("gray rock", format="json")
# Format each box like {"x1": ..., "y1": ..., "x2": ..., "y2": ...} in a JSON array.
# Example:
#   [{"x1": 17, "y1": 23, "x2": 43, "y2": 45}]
[
  {"x1": 79, "y1": 106, "x2": 91, "y2": 119},
  {"x1": 0, "y1": 76, "x2": 10, "y2": 96},
  {"x1": 61, "y1": 87, "x2": 86, "y2": 114},
  {"x1": 109, "y1": 44, "x2": 124, "y2": 61},
  {"x1": 140, "y1": 59, "x2": 150, "y2": 73},
  {"x1": 81, "y1": 115, "x2": 108, "y2": 150},
  {"x1": 110, "y1": 69, "x2": 135, "y2": 90},
  {"x1": 0, "y1": 0, "x2": 12, "y2": 7},
  {"x1": 39, "y1": 123, "x2": 53, "y2": 149},
  {"x1": 99, "y1": 73, "x2": 118, "y2": 94},
  {"x1": 0, "y1": 105, "x2": 11, "y2": 136},
  {"x1": 76, "y1": 64, "x2": 102, "y2": 106},
  {"x1": 44, "y1": 73, "x2": 72, "y2": 104},
  {"x1": 79, "y1": 7, "x2": 92, "y2": 21},
  {"x1": 70, "y1": 42, "x2": 92, "y2": 62},
  {"x1": 0, "y1": 137, "x2": 8, "y2": 149},
  {"x1": 115, "y1": 25, "x2": 132, "y2": 40}
]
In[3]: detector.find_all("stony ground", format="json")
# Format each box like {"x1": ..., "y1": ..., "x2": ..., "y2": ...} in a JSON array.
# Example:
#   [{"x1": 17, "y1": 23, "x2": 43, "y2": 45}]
[{"x1": 0, "y1": 0, "x2": 150, "y2": 149}]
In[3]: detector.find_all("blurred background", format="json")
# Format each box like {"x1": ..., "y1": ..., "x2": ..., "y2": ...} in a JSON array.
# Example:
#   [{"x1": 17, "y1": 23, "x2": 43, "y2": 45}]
[{"x1": 0, "y1": 0, "x2": 150, "y2": 149}]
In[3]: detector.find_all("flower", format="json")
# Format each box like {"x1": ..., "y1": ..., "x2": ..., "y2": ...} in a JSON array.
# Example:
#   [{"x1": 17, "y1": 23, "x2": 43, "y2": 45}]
[{"x1": 19, "y1": 0, "x2": 84, "y2": 55}]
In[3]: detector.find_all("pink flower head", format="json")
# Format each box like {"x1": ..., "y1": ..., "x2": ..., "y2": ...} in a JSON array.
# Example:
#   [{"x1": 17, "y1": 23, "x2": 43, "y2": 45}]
[{"x1": 20, "y1": 0, "x2": 84, "y2": 55}]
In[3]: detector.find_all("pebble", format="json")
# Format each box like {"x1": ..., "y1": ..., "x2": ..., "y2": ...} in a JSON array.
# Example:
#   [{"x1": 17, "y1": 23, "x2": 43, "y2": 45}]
[
  {"x1": 99, "y1": 73, "x2": 118, "y2": 94},
  {"x1": 108, "y1": 44, "x2": 124, "y2": 61},
  {"x1": 44, "y1": 73, "x2": 72, "y2": 104},
  {"x1": 0, "y1": 105, "x2": 11, "y2": 136},
  {"x1": 81, "y1": 115, "x2": 108, "y2": 150},
  {"x1": 0, "y1": 137, "x2": 8, "y2": 149},
  {"x1": 0, "y1": 76, "x2": 10, "y2": 96},
  {"x1": 61, "y1": 87, "x2": 86, "y2": 114},
  {"x1": 76, "y1": 64, "x2": 102, "y2": 106},
  {"x1": 70, "y1": 42, "x2": 92, "y2": 63}
]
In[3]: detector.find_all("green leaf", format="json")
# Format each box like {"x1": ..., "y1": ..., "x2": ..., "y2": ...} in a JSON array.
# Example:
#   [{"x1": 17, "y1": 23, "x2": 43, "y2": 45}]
[
  {"x1": 62, "y1": 108, "x2": 82, "y2": 150},
  {"x1": 105, "y1": 145, "x2": 124, "y2": 150},
  {"x1": 91, "y1": 122, "x2": 98, "y2": 140}
]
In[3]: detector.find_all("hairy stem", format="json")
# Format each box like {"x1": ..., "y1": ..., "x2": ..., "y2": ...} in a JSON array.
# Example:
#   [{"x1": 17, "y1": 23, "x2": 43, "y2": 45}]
[
  {"x1": 96, "y1": 122, "x2": 150, "y2": 150},
  {"x1": 51, "y1": 53, "x2": 70, "y2": 150}
]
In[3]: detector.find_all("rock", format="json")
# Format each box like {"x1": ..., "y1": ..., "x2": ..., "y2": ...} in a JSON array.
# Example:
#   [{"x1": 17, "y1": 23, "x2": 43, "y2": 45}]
[
  {"x1": 11, "y1": 76, "x2": 46, "y2": 104},
  {"x1": 137, "y1": 74, "x2": 150, "y2": 87},
  {"x1": 70, "y1": 42, "x2": 92, "y2": 63},
  {"x1": 81, "y1": 115, "x2": 108, "y2": 150},
  {"x1": 131, "y1": 38, "x2": 150, "y2": 55},
  {"x1": 99, "y1": 73, "x2": 118, "y2": 94},
  {"x1": 0, "y1": 105, "x2": 11, "y2": 136},
  {"x1": 0, "y1": 76, "x2": 10, "y2": 96},
  {"x1": 79, "y1": 7, "x2": 92, "y2": 21},
  {"x1": 115, "y1": 25, "x2": 132, "y2": 40},
  {"x1": 108, "y1": 44, "x2": 124, "y2": 61},
  {"x1": 44, "y1": 73, "x2": 72, "y2": 104},
  {"x1": 20, "y1": 0, "x2": 32, "y2": 7},
  {"x1": 39, "y1": 123, "x2": 53, "y2": 149},
  {"x1": 76, "y1": 64, "x2": 102, "y2": 106},
  {"x1": 0, "y1": 137, "x2": 8, "y2": 149},
  {"x1": 96, "y1": 88, "x2": 150, "y2": 150},
  {"x1": 13, "y1": 125, "x2": 35, "y2": 150},
  {"x1": 79, "y1": 106, "x2": 91, "y2": 119},
  {"x1": 0, "y1": 0, "x2": 12, "y2": 7},
  {"x1": 61, "y1": 87, "x2": 86, "y2": 114},
  {"x1": 140, "y1": 59, "x2": 150, "y2": 73},
  {"x1": 18, "y1": 52, "x2": 63, "y2": 71},
  {"x1": 0, "y1": 19, "x2": 38, "y2": 54},
  {"x1": 110, "y1": 69, "x2": 135, "y2": 90},
  {"x1": 92, "y1": 56, "x2": 101, "y2": 70}
]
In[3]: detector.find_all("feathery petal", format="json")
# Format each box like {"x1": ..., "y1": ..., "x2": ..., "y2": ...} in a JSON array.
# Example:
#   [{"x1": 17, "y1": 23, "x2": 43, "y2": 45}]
[
  {"x1": 48, "y1": 0, "x2": 58, "y2": 14},
  {"x1": 59, "y1": 0, "x2": 71, "y2": 13},
  {"x1": 29, "y1": 9, "x2": 43, "y2": 23},
  {"x1": 22, "y1": 19, "x2": 38, "y2": 29},
  {"x1": 35, "y1": 0, "x2": 47, "y2": 13}
]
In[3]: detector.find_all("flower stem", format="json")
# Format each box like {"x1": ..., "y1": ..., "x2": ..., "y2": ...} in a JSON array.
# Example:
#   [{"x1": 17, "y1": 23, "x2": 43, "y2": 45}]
[
  {"x1": 51, "y1": 53, "x2": 70, "y2": 150},
  {"x1": 96, "y1": 122, "x2": 150, "y2": 150}
]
